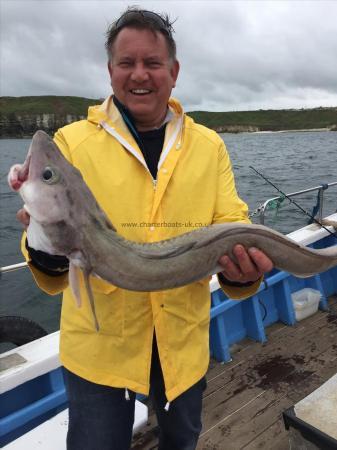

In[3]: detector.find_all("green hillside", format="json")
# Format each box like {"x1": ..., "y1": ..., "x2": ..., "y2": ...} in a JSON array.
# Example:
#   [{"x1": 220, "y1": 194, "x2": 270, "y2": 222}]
[
  {"x1": 0, "y1": 96, "x2": 336, "y2": 134},
  {"x1": 0, "y1": 96, "x2": 101, "y2": 116},
  {"x1": 188, "y1": 108, "x2": 337, "y2": 131}
]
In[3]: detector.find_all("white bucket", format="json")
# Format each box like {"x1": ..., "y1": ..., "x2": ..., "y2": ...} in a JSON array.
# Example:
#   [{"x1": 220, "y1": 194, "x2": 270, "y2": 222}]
[{"x1": 291, "y1": 288, "x2": 321, "y2": 321}]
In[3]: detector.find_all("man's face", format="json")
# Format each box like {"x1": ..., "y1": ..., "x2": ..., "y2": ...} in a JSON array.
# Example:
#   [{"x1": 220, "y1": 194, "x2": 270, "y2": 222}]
[{"x1": 108, "y1": 27, "x2": 180, "y2": 130}]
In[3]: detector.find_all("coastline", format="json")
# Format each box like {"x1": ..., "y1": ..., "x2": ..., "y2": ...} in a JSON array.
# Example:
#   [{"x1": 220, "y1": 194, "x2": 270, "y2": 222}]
[
  {"x1": 1, "y1": 97, "x2": 336, "y2": 137},
  {"x1": 1, "y1": 127, "x2": 335, "y2": 140},
  {"x1": 251, "y1": 128, "x2": 332, "y2": 134}
]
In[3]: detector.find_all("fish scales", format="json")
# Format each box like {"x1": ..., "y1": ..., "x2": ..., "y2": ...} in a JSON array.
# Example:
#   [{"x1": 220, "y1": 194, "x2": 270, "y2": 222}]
[{"x1": 7, "y1": 130, "x2": 337, "y2": 329}]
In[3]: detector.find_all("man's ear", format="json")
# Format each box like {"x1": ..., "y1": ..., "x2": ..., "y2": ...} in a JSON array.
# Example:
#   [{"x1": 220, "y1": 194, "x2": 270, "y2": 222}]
[
  {"x1": 107, "y1": 61, "x2": 113, "y2": 79},
  {"x1": 171, "y1": 59, "x2": 180, "y2": 88}
]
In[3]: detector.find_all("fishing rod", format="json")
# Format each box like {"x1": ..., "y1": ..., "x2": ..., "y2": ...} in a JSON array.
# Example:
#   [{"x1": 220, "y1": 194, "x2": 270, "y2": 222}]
[{"x1": 249, "y1": 166, "x2": 337, "y2": 238}]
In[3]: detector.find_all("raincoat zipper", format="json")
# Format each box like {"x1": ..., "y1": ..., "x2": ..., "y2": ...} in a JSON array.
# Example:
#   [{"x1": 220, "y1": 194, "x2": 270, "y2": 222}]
[
  {"x1": 100, "y1": 116, "x2": 183, "y2": 182},
  {"x1": 100, "y1": 120, "x2": 159, "y2": 183}
]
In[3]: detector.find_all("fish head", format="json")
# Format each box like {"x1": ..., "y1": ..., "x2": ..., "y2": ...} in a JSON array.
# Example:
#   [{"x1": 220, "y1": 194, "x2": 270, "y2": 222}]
[{"x1": 8, "y1": 130, "x2": 87, "y2": 224}]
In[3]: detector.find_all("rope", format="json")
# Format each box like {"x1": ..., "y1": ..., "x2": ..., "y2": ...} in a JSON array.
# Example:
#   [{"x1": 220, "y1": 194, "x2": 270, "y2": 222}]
[{"x1": 266, "y1": 195, "x2": 286, "y2": 222}]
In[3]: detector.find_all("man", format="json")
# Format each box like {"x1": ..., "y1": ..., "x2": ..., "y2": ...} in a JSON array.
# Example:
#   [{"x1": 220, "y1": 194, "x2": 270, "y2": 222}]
[{"x1": 18, "y1": 7, "x2": 273, "y2": 450}]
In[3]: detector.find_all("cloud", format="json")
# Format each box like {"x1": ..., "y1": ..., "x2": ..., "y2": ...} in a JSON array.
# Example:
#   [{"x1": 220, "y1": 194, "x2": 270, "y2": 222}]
[{"x1": 1, "y1": 0, "x2": 337, "y2": 111}]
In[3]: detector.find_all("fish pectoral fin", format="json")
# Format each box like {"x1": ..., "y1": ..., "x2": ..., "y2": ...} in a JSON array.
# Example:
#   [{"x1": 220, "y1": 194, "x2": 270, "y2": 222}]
[
  {"x1": 69, "y1": 251, "x2": 100, "y2": 331},
  {"x1": 69, "y1": 262, "x2": 82, "y2": 308},
  {"x1": 136, "y1": 242, "x2": 196, "y2": 259},
  {"x1": 83, "y1": 270, "x2": 100, "y2": 332}
]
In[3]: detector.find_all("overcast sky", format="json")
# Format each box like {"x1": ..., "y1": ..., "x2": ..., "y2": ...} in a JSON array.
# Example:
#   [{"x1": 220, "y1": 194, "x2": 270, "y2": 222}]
[{"x1": 1, "y1": 0, "x2": 337, "y2": 112}]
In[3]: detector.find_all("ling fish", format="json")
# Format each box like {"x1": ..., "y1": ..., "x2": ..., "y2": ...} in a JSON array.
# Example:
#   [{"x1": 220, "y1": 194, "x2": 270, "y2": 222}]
[{"x1": 8, "y1": 131, "x2": 337, "y2": 330}]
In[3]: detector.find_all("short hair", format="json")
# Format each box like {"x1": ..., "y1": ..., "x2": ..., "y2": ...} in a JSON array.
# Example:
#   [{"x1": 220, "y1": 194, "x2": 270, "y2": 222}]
[{"x1": 105, "y1": 7, "x2": 177, "y2": 62}]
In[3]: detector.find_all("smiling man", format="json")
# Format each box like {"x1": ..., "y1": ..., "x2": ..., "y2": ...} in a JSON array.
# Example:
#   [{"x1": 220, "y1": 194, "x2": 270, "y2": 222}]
[
  {"x1": 107, "y1": 26, "x2": 179, "y2": 131},
  {"x1": 19, "y1": 7, "x2": 273, "y2": 450}
]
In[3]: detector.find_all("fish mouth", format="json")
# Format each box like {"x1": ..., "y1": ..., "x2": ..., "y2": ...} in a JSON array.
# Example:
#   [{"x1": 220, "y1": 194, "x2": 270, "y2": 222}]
[
  {"x1": 8, "y1": 154, "x2": 31, "y2": 191},
  {"x1": 19, "y1": 154, "x2": 31, "y2": 182}
]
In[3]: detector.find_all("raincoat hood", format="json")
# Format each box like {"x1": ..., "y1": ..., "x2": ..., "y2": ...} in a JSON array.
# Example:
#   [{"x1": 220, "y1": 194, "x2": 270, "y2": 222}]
[{"x1": 87, "y1": 94, "x2": 183, "y2": 128}]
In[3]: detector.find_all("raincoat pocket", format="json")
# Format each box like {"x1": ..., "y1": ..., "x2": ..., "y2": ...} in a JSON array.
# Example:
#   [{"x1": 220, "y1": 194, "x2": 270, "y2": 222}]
[
  {"x1": 94, "y1": 287, "x2": 125, "y2": 337},
  {"x1": 62, "y1": 274, "x2": 125, "y2": 337},
  {"x1": 187, "y1": 277, "x2": 212, "y2": 325}
]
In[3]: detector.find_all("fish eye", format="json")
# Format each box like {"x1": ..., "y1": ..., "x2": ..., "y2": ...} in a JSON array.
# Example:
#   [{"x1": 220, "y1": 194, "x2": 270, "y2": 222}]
[
  {"x1": 42, "y1": 169, "x2": 53, "y2": 180},
  {"x1": 42, "y1": 166, "x2": 60, "y2": 184}
]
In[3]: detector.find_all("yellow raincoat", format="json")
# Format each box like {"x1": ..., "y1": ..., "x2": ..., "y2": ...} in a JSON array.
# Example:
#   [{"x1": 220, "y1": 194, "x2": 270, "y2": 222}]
[{"x1": 22, "y1": 96, "x2": 260, "y2": 401}]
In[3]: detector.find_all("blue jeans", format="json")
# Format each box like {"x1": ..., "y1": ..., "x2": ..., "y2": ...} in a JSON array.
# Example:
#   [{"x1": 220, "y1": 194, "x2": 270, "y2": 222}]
[{"x1": 63, "y1": 337, "x2": 206, "y2": 450}]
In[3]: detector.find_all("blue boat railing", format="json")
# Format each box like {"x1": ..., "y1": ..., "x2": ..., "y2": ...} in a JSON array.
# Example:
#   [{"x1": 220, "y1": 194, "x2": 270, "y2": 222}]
[
  {"x1": 209, "y1": 265, "x2": 335, "y2": 363},
  {"x1": 0, "y1": 367, "x2": 67, "y2": 446}
]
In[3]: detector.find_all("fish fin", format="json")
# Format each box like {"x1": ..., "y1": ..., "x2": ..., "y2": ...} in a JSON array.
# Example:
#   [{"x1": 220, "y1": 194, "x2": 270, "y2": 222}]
[
  {"x1": 136, "y1": 224, "x2": 233, "y2": 259},
  {"x1": 100, "y1": 212, "x2": 116, "y2": 232},
  {"x1": 212, "y1": 264, "x2": 226, "y2": 275},
  {"x1": 69, "y1": 263, "x2": 82, "y2": 308},
  {"x1": 290, "y1": 272, "x2": 315, "y2": 279},
  {"x1": 136, "y1": 242, "x2": 196, "y2": 259},
  {"x1": 92, "y1": 272, "x2": 103, "y2": 279},
  {"x1": 83, "y1": 270, "x2": 100, "y2": 332},
  {"x1": 192, "y1": 227, "x2": 233, "y2": 249}
]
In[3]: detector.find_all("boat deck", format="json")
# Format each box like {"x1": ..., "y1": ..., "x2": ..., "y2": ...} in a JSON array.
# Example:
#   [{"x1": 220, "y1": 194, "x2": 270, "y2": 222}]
[{"x1": 132, "y1": 294, "x2": 337, "y2": 450}]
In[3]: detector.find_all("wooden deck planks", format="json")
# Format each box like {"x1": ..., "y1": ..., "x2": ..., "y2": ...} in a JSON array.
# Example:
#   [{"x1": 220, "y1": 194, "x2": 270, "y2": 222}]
[{"x1": 132, "y1": 295, "x2": 337, "y2": 450}]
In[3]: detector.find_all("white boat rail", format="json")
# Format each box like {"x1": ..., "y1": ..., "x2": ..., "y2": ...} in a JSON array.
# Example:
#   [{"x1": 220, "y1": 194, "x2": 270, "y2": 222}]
[
  {"x1": 0, "y1": 262, "x2": 28, "y2": 274},
  {"x1": 257, "y1": 181, "x2": 337, "y2": 224}
]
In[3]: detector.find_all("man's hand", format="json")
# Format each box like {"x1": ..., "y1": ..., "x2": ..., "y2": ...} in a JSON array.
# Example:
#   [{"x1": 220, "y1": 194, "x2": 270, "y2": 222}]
[
  {"x1": 16, "y1": 208, "x2": 30, "y2": 230},
  {"x1": 218, "y1": 245, "x2": 273, "y2": 284}
]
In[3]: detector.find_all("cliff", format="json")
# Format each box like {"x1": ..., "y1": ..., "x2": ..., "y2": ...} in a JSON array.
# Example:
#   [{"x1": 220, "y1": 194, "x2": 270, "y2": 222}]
[
  {"x1": 0, "y1": 96, "x2": 100, "y2": 137},
  {"x1": 0, "y1": 112, "x2": 88, "y2": 137}
]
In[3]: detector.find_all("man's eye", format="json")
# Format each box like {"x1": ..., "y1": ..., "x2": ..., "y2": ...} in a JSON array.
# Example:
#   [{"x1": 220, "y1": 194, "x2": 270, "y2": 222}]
[
  {"x1": 119, "y1": 61, "x2": 132, "y2": 67},
  {"x1": 148, "y1": 61, "x2": 161, "y2": 68}
]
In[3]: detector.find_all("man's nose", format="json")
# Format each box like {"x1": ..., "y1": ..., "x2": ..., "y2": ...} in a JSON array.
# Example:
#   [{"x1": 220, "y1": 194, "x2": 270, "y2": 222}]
[{"x1": 130, "y1": 63, "x2": 150, "y2": 82}]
